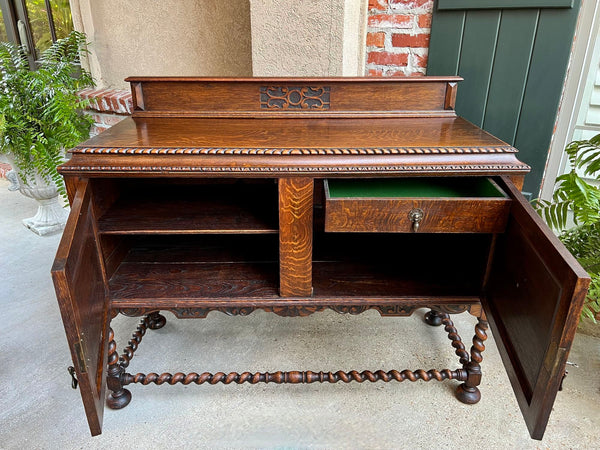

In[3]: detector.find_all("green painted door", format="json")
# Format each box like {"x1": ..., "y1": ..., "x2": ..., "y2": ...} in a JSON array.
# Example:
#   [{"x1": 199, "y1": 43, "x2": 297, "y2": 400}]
[{"x1": 427, "y1": 0, "x2": 582, "y2": 195}]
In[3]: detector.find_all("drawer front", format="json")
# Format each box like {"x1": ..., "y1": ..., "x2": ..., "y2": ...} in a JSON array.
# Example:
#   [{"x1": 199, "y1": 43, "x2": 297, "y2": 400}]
[{"x1": 324, "y1": 178, "x2": 511, "y2": 233}]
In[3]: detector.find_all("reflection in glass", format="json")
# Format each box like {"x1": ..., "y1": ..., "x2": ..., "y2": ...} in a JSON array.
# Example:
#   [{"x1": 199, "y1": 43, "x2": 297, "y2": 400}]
[{"x1": 25, "y1": 0, "x2": 73, "y2": 56}]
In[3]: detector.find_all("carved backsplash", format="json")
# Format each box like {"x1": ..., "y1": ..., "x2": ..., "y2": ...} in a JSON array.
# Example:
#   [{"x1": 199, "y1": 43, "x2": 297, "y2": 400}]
[{"x1": 260, "y1": 86, "x2": 331, "y2": 110}]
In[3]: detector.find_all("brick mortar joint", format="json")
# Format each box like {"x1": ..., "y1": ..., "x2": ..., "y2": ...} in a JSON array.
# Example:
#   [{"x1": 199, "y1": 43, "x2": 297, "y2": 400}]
[{"x1": 77, "y1": 88, "x2": 133, "y2": 115}]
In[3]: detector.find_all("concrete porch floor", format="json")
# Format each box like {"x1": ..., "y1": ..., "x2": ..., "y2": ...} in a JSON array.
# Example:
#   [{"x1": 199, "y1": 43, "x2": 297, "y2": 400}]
[{"x1": 1, "y1": 178, "x2": 599, "y2": 449}]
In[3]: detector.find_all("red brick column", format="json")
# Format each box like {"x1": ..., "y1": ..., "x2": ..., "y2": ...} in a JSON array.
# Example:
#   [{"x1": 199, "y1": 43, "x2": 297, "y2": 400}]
[
  {"x1": 78, "y1": 88, "x2": 133, "y2": 136},
  {"x1": 366, "y1": 0, "x2": 433, "y2": 77}
]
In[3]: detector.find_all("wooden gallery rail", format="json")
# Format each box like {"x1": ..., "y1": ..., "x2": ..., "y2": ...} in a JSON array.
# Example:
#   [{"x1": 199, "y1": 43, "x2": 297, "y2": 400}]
[{"x1": 52, "y1": 77, "x2": 589, "y2": 440}]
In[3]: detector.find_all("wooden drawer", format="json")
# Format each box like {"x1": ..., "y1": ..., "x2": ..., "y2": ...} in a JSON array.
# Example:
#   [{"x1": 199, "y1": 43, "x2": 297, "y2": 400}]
[{"x1": 324, "y1": 178, "x2": 511, "y2": 233}]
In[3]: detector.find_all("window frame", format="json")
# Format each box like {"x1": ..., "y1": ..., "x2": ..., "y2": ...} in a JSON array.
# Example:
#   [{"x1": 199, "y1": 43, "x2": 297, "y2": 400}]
[{"x1": 0, "y1": 0, "x2": 66, "y2": 68}]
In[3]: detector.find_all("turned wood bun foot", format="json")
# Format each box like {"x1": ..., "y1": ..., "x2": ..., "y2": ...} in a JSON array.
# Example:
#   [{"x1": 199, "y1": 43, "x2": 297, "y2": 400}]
[
  {"x1": 106, "y1": 389, "x2": 132, "y2": 409},
  {"x1": 148, "y1": 312, "x2": 166, "y2": 330},
  {"x1": 424, "y1": 310, "x2": 443, "y2": 326},
  {"x1": 455, "y1": 383, "x2": 481, "y2": 404}
]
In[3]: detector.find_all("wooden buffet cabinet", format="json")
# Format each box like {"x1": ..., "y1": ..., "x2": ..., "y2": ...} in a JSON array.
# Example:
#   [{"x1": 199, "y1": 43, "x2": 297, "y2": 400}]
[{"x1": 52, "y1": 77, "x2": 590, "y2": 440}]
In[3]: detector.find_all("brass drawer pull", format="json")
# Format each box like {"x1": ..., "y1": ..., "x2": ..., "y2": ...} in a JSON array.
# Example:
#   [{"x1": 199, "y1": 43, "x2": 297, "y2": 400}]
[{"x1": 409, "y1": 208, "x2": 424, "y2": 232}]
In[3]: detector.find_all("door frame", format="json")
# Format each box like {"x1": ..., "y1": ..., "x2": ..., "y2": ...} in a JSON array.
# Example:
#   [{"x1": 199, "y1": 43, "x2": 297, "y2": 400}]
[{"x1": 540, "y1": 0, "x2": 600, "y2": 200}]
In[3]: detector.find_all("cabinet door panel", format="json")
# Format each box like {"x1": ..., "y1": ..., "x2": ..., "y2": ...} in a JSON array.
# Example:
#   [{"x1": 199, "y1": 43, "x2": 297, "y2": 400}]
[
  {"x1": 484, "y1": 177, "x2": 589, "y2": 440},
  {"x1": 52, "y1": 179, "x2": 108, "y2": 436}
]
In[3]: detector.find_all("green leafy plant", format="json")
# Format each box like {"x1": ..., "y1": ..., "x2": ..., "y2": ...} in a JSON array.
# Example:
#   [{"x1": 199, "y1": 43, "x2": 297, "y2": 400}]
[
  {"x1": 535, "y1": 134, "x2": 600, "y2": 321},
  {"x1": 0, "y1": 30, "x2": 94, "y2": 195}
]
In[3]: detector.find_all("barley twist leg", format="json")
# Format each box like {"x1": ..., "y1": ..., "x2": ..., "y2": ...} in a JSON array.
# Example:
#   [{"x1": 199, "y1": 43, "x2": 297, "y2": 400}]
[
  {"x1": 106, "y1": 327, "x2": 132, "y2": 409},
  {"x1": 148, "y1": 311, "x2": 166, "y2": 330},
  {"x1": 424, "y1": 309, "x2": 444, "y2": 326},
  {"x1": 455, "y1": 316, "x2": 489, "y2": 404}
]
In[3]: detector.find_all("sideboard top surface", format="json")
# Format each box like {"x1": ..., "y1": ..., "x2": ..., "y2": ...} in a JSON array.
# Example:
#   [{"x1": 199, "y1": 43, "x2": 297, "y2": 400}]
[
  {"x1": 75, "y1": 116, "x2": 512, "y2": 152},
  {"x1": 59, "y1": 77, "x2": 530, "y2": 177}
]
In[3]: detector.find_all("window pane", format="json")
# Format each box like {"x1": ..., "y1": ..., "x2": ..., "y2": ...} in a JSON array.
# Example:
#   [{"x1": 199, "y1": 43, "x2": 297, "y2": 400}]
[
  {"x1": 25, "y1": 0, "x2": 73, "y2": 57},
  {"x1": 25, "y1": 0, "x2": 52, "y2": 56},
  {"x1": 0, "y1": 9, "x2": 8, "y2": 42},
  {"x1": 50, "y1": 0, "x2": 73, "y2": 40}
]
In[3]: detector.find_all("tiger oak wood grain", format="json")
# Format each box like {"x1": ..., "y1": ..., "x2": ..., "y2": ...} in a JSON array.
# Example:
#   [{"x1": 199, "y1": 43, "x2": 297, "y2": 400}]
[
  {"x1": 72, "y1": 116, "x2": 512, "y2": 151},
  {"x1": 97, "y1": 181, "x2": 278, "y2": 234},
  {"x1": 483, "y1": 177, "x2": 590, "y2": 440},
  {"x1": 325, "y1": 178, "x2": 511, "y2": 233},
  {"x1": 126, "y1": 77, "x2": 461, "y2": 118},
  {"x1": 51, "y1": 179, "x2": 109, "y2": 436},
  {"x1": 51, "y1": 77, "x2": 588, "y2": 439},
  {"x1": 279, "y1": 178, "x2": 313, "y2": 297}
]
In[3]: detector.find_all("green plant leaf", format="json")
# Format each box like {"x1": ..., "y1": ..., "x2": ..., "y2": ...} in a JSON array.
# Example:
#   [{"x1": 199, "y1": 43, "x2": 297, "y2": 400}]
[
  {"x1": 0, "y1": 31, "x2": 94, "y2": 196},
  {"x1": 538, "y1": 134, "x2": 600, "y2": 322}
]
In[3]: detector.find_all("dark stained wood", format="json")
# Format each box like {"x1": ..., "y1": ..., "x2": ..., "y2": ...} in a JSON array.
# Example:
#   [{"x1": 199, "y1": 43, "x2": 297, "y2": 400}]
[
  {"x1": 88, "y1": 179, "x2": 123, "y2": 280},
  {"x1": 106, "y1": 313, "x2": 474, "y2": 394},
  {"x1": 64, "y1": 175, "x2": 79, "y2": 205},
  {"x1": 110, "y1": 296, "x2": 481, "y2": 312},
  {"x1": 59, "y1": 100, "x2": 530, "y2": 178},
  {"x1": 109, "y1": 235, "x2": 278, "y2": 300},
  {"x1": 102, "y1": 236, "x2": 128, "y2": 280},
  {"x1": 445, "y1": 82, "x2": 458, "y2": 110},
  {"x1": 313, "y1": 232, "x2": 489, "y2": 297},
  {"x1": 51, "y1": 179, "x2": 109, "y2": 436},
  {"x1": 115, "y1": 304, "x2": 481, "y2": 319},
  {"x1": 106, "y1": 327, "x2": 131, "y2": 409},
  {"x1": 51, "y1": 77, "x2": 589, "y2": 439},
  {"x1": 111, "y1": 261, "x2": 279, "y2": 300},
  {"x1": 125, "y1": 77, "x2": 462, "y2": 118},
  {"x1": 107, "y1": 233, "x2": 488, "y2": 303},
  {"x1": 72, "y1": 116, "x2": 512, "y2": 152},
  {"x1": 324, "y1": 179, "x2": 511, "y2": 234},
  {"x1": 278, "y1": 178, "x2": 313, "y2": 297},
  {"x1": 121, "y1": 367, "x2": 464, "y2": 385},
  {"x1": 97, "y1": 180, "x2": 278, "y2": 234},
  {"x1": 483, "y1": 177, "x2": 590, "y2": 440},
  {"x1": 60, "y1": 150, "x2": 529, "y2": 179}
]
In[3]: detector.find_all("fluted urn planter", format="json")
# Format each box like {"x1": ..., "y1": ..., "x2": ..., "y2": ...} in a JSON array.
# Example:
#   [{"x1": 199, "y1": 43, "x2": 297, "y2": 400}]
[{"x1": 5, "y1": 155, "x2": 68, "y2": 236}]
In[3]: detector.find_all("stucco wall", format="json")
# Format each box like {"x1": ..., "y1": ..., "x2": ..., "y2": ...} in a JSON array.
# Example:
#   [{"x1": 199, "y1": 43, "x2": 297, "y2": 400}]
[
  {"x1": 71, "y1": 0, "x2": 253, "y2": 89},
  {"x1": 249, "y1": 0, "x2": 367, "y2": 76}
]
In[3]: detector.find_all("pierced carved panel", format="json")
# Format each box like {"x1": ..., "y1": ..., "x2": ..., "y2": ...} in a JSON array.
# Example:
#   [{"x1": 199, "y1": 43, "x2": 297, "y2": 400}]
[{"x1": 260, "y1": 86, "x2": 330, "y2": 110}]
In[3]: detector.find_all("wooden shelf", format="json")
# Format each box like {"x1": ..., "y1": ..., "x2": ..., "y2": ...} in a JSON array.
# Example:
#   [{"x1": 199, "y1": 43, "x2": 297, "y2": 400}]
[
  {"x1": 98, "y1": 181, "x2": 278, "y2": 234},
  {"x1": 108, "y1": 235, "x2": 279, "y2": 300},
  {"x1": 312, "y1": 233, "x2": 489, "y2": 297},
  {"x1": 108, "y1": 233, "x2": 489, "y2": 303}
]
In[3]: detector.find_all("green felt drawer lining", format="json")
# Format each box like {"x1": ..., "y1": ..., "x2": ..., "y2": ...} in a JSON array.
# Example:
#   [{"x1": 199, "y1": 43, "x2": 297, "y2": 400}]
[{"x1": 326, "y1": 178, "x2": 505, "y2": 199}]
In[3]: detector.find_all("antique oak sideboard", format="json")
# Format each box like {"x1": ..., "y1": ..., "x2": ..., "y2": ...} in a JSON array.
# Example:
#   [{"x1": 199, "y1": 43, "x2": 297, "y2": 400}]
[{"x1": 51, "y1": 77, "x2": 590, "y2": 440}]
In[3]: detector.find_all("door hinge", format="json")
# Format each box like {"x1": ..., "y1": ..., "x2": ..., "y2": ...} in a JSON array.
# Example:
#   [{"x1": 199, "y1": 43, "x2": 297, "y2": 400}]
[{"x1": 73, "y1": 338, "x2": 87, "y2": 373}]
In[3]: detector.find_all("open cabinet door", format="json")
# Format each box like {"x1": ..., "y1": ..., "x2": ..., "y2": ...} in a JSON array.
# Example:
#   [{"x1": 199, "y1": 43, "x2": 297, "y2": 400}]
[
  {"x1": 52, "y1": 179, "x2": 108, "y2": 436},
  {"x1": 484, "y1": 177, "x2": 590, "y2": 440}
]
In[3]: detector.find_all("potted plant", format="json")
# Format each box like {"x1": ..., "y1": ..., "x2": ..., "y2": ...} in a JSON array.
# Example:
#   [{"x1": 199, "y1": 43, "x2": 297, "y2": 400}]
[
  {"x1": 535, "y1": 134, "x2": 600, "y2": 322},
  {"x1": 0, "y1": 31, "x2": 94, "y2": 235}
]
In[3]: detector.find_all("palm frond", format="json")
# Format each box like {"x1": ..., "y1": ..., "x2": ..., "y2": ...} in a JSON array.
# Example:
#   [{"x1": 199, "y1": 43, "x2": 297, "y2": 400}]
[{"x1": 535, "y1": 134, "x2": 600, "y2": 322}]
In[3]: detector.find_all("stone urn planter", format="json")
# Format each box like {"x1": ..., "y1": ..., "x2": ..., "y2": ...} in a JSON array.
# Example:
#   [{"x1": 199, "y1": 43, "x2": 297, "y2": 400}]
[
  {"x1": 0, "y1": 32, "x2": 93, "y2": 237},
  {"x1": 4, "y1": 155, "x2": 68, "y2": 236}
]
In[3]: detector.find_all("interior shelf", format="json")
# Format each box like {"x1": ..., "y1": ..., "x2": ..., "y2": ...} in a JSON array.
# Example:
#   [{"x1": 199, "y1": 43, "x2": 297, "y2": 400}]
[
  {"x1": 312, "y1": 233, "x2": 490, "y2": 297},
  {"x1": 108, "y1": 233, "x2": 490, "y2": 304},
  {"x1": 97, "y1": 180, "x2": 278, "y2": 234},
  {"x1": 109, "y1": 235, "x2": 280, "y2": 300}
]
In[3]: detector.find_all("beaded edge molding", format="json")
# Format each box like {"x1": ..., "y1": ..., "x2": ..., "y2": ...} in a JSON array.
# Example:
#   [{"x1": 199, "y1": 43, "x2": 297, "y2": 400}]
[
  {"x1": 60, "y1": 163, "x2": 531, "y2": 173},
  {"x1": 72, "y1": 146, "x2": 518, "y2": 156}
]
